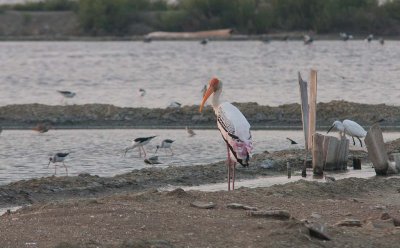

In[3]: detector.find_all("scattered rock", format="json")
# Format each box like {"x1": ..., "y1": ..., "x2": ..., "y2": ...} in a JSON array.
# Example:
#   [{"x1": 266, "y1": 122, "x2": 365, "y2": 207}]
[
  {"x1": 366, "y1": 219, "x2": 395, "y2": 229},
  {"x1": 190, "y1": 201, "x2": 216, "y2": 209},
  {"x1": 227, "y1": 203, "x2": 258, "y2": 211},
  {"x1": 372, "y1": 204, "x2": 387, "y2": 210},
  {"x1": 260, "y1": 159, "x2": 278, "y2": 169},
  {"x1": 305, "y1": 222, "x2": 331, "y2": 241},
  {"x1": 335, "y1": 219, "x2": 362, "y2": 227},
  {"x1": 381, "y1": 212, "x2": 391, "y2": 220},
  {"x1": 120, "y1": 239, "x2": 174, "y2": 248},
  {"x1": 247, "y1": 210, "x2": 291, "y2": 220},
  {"x1": 166, "y1": 188, "x2": 192, "y2": 198},
  {"x1": 310, "y1": 212, "x2": 321, "y2": 219},
  {"x1": 392, "y1": 216, "x2": 400, "y2": 226}
]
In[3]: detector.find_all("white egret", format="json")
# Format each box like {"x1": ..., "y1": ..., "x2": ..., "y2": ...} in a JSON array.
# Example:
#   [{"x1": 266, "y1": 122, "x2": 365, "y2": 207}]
[{"x1": 327, "y1": 120, "x2": 367, "y2": 147}]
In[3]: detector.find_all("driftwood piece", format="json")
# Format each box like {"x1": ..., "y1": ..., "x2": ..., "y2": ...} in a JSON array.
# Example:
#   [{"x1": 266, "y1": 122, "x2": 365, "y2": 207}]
[
  {"x1": 365, "y1": 124, "x2": 388, "y2": 175},
  {"x1": 247, "y1": 210, "x2": 291, "y2": 220},
  {"x1": 335, "y1": 219, "x2": 362, "y2": 227},
  {"x1": 190, "y1": 201, "x2": 216, "y2": 209},
  {"x1": 312, "y1": 133, "x2": 325, "y2": 175},
  {"x1": 226, "y1": 203, "x2": 258, "y2": 211}
]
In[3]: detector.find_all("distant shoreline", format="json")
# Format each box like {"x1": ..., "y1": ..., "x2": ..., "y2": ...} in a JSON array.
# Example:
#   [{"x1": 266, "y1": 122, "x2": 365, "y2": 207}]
[
  {"x1": 0, "y1": 34, "x2": 399, "y2": 42},
  {"x1": 0, "y1": 101, "x2": 399, "y2": 130}
]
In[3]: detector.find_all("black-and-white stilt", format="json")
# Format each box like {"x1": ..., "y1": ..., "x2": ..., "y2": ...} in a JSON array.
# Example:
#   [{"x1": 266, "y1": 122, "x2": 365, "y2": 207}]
[
  {"x1": 124, "y1": 136, "x2": 156, "y2": 157},
  {"x1": 286, "y1": 137, "x2": 298, "y2": 145},
  {"x1": 156, "y1": 139, "x2": 174, "y2": 155},
  {"x1": 48, "y1": 153, "x2": 69, "y2": 176},
  {"x1": 167, "y1": 101, "x2": 181, "y2": 108},
  {"x1": 57, "y1": 90, "x2": 76, "y2": 104},
  {"x1": 138, "y1": 88, "x2": 146, "y2": 97}
]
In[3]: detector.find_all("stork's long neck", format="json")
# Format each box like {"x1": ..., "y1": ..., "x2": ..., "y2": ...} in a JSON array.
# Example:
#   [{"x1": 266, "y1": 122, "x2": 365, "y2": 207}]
[{"x1": 211, "y1": 88, "x2": 222, "y2": 112}]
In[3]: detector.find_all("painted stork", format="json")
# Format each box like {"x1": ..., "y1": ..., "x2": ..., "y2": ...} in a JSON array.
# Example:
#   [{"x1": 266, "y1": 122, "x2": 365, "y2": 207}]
[{"x1": 199, "y1": 77, "x2": 253, "y2": 190}]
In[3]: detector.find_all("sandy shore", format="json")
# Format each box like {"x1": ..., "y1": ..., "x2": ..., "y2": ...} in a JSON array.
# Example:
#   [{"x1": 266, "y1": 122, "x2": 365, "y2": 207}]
[
  {"x1": 0, "y1": 137, "x2": 399, "y2": 247},
  {"x1": 1, "y1": 101, "x2": 400, "y2": 130}
]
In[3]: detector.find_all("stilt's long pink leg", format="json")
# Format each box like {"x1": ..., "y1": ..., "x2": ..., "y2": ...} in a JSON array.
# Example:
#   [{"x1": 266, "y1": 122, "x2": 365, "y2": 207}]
[
  {"x1": 138, "y1": 146, "x2": 142, "y2": 157},
  {"x1": 63, "y1": 162, "x2": 68, "y2": 176},
  {"x1": 142, "y1": 146, "x2": 147, "y2": 158}
]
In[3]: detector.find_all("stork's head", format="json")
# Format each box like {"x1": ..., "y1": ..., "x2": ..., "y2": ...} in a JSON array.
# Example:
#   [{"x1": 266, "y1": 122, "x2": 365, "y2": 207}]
[
  {"x1": 199, "y1": 77, "x2": 222, "y2": 112},
  {"x1": 327, "y1": 120, "x2": 344, "y2": 133}
]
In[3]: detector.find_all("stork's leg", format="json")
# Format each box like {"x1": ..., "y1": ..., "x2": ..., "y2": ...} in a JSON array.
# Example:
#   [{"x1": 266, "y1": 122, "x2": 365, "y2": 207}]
[
  {"x1": 357, "y1": 137, "x2": 363, "y2": 147},
  {"x1": 63, "y1": 162, "x2": 68, "y2": 176},
  {"x1": 170, "y1": 148, "x2": 174, "y2": 156},
  {"x1": 352, "y1": 136, "x2": 356, "y2": 146},
  {"x1": 54, "y1": 164, "x2": 57, "y2": 175},
  {"x1": 232, "y1": 162, "x2": 236, "y2": 190},
  {"x1": 227, "y1": 145, "x2": 231, "y2": 191}
]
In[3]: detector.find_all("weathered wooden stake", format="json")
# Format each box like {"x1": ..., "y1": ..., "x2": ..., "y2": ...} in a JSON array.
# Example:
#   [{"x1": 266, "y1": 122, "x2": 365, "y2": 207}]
[
  {"x1": 393, "y1": 153, "x2": 400, "y2": 171},
  {"x1": 353, "y1": 158, "x2": 361, "y2": 170},
  {"x1": 308, "y1": 70, "x2": 317, "y2": 150},
  {"x1": 298, "y1": 72, "x2": 309, "y2": 177},
  {"x1": 287, "y1": 162, "x2": 291, "y2": 179},
  {"x1": 365, "y1": 124, "x2": 388, "y2": 175},
  {"x1": 337, "y1": 136, "x2": 349, "y2": 170},
  {"x1": 312, "y1": 133, "x2": 325, "y2": 175}
]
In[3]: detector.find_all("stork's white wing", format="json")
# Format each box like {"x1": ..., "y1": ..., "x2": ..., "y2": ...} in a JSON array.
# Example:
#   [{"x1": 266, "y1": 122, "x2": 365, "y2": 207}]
[{"x1": 216, "y1": 102, "x2": 251, "y2": 142}]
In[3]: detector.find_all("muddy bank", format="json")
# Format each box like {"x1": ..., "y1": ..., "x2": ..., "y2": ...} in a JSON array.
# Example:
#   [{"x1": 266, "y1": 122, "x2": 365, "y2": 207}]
[
  {"x1": 0, "y1": 101, "x2": 399, "y2": 129},
  {"x1": 1, "y1": 177, "x2": 400, "y2": 247},
  {"x1": 1, "y1": 135, "x2": 399, "y2": 209}
]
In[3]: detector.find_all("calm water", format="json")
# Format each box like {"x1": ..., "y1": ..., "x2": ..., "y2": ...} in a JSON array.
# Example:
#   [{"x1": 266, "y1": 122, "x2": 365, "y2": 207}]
[
  {"x1": 1, "y1": 129, "x2": 400, "y2": 185},
  {"x1": 0, "y1": 41, "x2": 399, "y2": 108}
]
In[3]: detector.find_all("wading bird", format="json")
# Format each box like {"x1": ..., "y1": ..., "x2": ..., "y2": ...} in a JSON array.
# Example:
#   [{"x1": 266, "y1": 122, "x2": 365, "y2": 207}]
[
  {"x1": 32, "y1": 123, "x2": 50, "y2": 133},
  {"x1": 286, "y1": 137, "x2": 298, "y2": 145},
  {"x1": 199, "y1": 77, "x2": 253, "y2": 190},
  {"x1": 48, "y1": 153, "x2": 69, "y2": 176},
  {"x1": 366, "y1": 34, "x2": 374, "y2": 42},
  {"x1": 138, "y1": 88, "x2": 146, "y2": 97},
  {"x1": 186, "y1": 126, "x2": 196, "y2": 137},
  {"x1": 156, "y1": 139, "x2": 174, "y2": 155},
  {"x1": 303, "y1": 35, "x2": 313, "y2": 45},
  {"x1": 57, "y1": 90, "x2": 76, "y2": 104},
  {"x1": 124, "y1": 136, "x2": 156, "y2": 157},
  {"x1": 167, "y1": 101, "x2": 181, "y2": 108},
  {"x1": 327, "y1": 120, "x2": 367, "y2": 147},
  {"x1": 144, "y1": 155, "x2": 162, "y2": 165}
]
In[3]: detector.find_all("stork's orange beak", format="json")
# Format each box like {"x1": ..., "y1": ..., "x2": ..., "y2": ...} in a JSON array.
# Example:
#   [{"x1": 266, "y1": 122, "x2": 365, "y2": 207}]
[{"x1": 199, "y1": 86, "x2": 214, "y2": 112}]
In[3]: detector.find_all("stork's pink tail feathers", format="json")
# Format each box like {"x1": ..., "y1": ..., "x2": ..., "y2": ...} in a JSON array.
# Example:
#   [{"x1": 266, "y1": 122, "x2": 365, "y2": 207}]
[{"x1": 233, "y1": 140, "x2": 253, "y2": 158}]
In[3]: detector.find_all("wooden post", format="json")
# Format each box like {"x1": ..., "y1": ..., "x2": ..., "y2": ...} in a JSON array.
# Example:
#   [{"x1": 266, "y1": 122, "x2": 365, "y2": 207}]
[
  {"x1": 287, "y1": 162, "x2": 291, "y2": 179},
  {"x1": 312, "y1": 133, "x2": 325, "y2": 175},
  {"x1": 393, "y1": 153, "x2": 400, "y2": 171},
  {"x1": 324, "y1": 136, "x2": 340, "y2": 170},
  {"x1": 308, "y1": 70, "x2": 317, "y2": 150},
  {"x1": 298, "y1": 72, "x2": 309, "y2": 177},
  {"x1": 337, "y1": 136, "x2": 349, "y2": 170},
  {"x1": 353, "y1": 158, "x2": 361, "y2": 170},
  {"x1": 365, "y1": 124, "x2": 388, "y2": 175}
]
